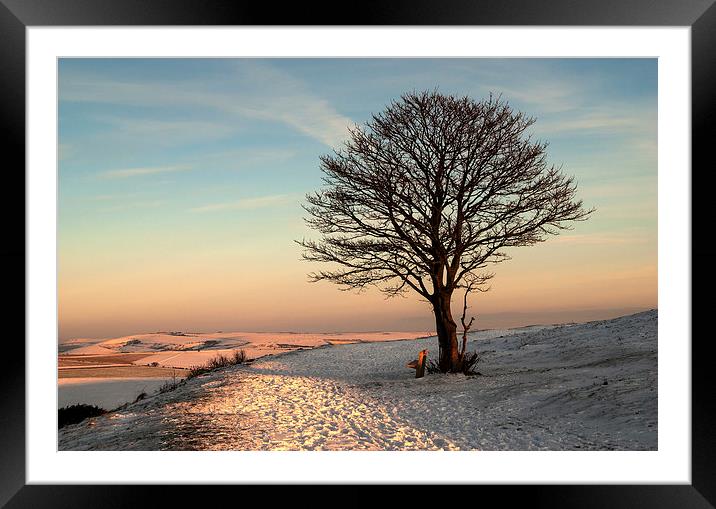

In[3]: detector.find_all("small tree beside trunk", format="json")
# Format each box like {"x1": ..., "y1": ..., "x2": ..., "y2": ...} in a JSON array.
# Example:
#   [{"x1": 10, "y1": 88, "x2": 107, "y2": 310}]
[{"x1": 298, "y1": 90, "x2": 592, "y2": 373}]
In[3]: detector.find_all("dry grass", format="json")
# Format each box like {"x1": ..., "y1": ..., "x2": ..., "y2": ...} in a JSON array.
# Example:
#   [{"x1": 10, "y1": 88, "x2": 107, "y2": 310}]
[
  {"x1": 426, "y1": 351, "x2": 482, "y2": 376},
  {"x1": 152, "y1": 351, "x2": 247, "y2": 396},
  {"x1": 186, "y1": 350, "x2": 247, "y2": 380},
  {"x1": 158, "y1": 371, "x2": 182, "y2": 394}
]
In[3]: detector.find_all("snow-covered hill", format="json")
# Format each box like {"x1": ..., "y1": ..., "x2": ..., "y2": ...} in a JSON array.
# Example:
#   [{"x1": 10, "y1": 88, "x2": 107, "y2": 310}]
[
  {"x1": 61, "y1": 330, "x2": 431, "y2": 368},
  {"x1": 58, "y1": 310, "x2": 657, "y2": 450}
]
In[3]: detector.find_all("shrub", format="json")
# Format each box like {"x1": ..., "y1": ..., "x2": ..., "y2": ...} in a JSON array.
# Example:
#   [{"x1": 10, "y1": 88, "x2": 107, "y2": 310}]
[
  {"x1": 207, "y1": 353, "x2": 231, "y2": 369},
  {"x1": 158, "y1": 378, "x2": 181, "y2": 394},
  {"x1": 186, "y1": 349, "x2": 247, "y2": 380},
  {"x1": 157, "y1": 369, "x2": 183, "y2": 394},
  {"x1": 461, "y1": 351, "x2": 482, "y2": 376},
  {"x1": 186, "y1": 366, "x2": 209, "y2": 379},
  {"x1": 58, "y1": 404, "x2": 107, "y2": 429},
  {"x1": 426, "y1": 351, "x2": 482, "y2": 376},
  {"x1": 231, "y1": 349, "x2": 247, "y2": 364},
  {"x1": 426, "y1": 359, "x2": 441, "y2": 374}
]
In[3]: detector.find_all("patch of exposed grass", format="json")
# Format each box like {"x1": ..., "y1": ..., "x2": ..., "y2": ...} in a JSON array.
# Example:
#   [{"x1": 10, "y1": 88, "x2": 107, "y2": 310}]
[{"x1": 58, "y1": 404, "x2": 107, "y2": 429}]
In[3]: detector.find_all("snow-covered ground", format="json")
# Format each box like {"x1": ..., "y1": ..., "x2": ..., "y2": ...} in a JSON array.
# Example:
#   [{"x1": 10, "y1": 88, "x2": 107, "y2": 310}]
[
  {"x1": 58, "y1": 331, "x2": 430, "y2": 410},
  {"x1": 58, "y1": 310, "x2": 657, "y2": 451},
  {"x1": 60, "y1": 331, "x2": 431, "y2": 367}
]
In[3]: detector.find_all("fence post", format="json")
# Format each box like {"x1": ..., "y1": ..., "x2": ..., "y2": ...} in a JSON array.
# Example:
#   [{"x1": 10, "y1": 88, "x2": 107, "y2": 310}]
[{"x1": 415, "y1": 349, "x2": 427, "y2": 378}]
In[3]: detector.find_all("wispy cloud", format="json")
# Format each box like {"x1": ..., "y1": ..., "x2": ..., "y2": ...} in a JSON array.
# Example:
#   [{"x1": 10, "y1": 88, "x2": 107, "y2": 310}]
[
  {"x1": 86, "y1": 191, "x2": 161, "y2": 202},
  {"x1": 190, "y1": 194, "x2": 292, "y2": 212},
  {"x1": 184, "y1": 147, "x2": 297, "y2": 171},
  {"x1": 489, "y1": 81, "x2": 579, "y2": 114},
  {"x1": 96, "y1": 116, "x2": 236, "y2": 144},
  {"x1": 594, "y1": 201, "x2": 657, "y2": 221},
  {"x1": 479, "y1": 66, "x2": 656, "y2": 139},
  {"x1": 580, "y1": 175, "x2": 656, "y2": 200},
  {"x1": 87, "y1": 194, "x2": 115, "y2": 201},
  {"x1": 551, "y1": 232, "x2": 651, "y2": 246},
  {"x1": 60, "y1": 62, "x2": 353, "y2": 147},
  {"x1": 540, "y1": 114, "x2": 638, "y2": 133},
  {"x1": 233, "y1": 63, "x2": 353, "y2": 146},
  {"x1": 100, "y1": 165, "x2": 189, "y2": 179},
  {"x1": 102, "y1": 200, "x2": 167, "y2": 212},
  {"x1": 534, "y1": 107, "x2": 656, "y2": 137}
]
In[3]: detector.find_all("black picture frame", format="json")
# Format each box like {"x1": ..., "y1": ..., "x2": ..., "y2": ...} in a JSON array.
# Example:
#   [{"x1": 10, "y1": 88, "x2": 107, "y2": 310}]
[{"x1": 2, "y1": 0, "x2": 713, "y2": 505}]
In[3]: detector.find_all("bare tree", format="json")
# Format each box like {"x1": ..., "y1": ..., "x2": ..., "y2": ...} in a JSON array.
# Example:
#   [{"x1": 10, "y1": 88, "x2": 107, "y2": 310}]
[{"x1": 298, "y1": 90, "x2": 592, "y2": 373}]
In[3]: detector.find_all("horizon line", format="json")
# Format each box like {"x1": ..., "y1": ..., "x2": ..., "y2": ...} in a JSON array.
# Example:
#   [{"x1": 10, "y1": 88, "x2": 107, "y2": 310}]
[{"x1": 58, "y1": 306, "x2": 657, "y2": 343}]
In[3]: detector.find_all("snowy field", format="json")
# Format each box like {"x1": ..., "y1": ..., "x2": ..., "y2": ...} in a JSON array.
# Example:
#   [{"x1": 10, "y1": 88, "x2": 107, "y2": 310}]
[
  {"x1": 60, "y1": 332, "x2": 430, "y2": 368},
  {"x1": 58, "y1": 330, "x2": 429, "y2": 409},
  {"x1": 60, "y1": 330, "x2": 431, "y2": 367},
  {"x1": 58, "y1": 310, "x2": 657, "y2": 451}
]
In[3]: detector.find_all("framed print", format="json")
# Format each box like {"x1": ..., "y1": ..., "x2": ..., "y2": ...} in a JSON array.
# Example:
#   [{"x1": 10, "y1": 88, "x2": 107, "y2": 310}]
[{"x1": 3, "y1": 0, "x2": 714, "y2": 505}]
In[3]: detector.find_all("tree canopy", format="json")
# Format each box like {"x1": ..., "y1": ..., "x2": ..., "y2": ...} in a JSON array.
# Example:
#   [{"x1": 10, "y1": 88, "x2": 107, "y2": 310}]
[{"x1": 299, "y1": 90, "x2": 592, "y2": 303}]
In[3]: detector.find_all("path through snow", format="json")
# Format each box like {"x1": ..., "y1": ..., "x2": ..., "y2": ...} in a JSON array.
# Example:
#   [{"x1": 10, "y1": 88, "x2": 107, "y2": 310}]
[{"x1": 58, "y1": 310, "x2": 657, "y2": 451}]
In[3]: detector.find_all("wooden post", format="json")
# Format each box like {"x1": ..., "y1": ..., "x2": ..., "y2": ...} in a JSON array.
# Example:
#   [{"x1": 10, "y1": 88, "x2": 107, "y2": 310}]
[{"x1": 415, "y1": 349, "x2": 427, "y2": 379}]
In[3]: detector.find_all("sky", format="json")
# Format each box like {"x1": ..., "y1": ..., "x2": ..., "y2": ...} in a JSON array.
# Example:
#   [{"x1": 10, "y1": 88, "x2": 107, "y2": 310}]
[{"x1": 58, "y1": 58, "x2": 657, "y2": 341}]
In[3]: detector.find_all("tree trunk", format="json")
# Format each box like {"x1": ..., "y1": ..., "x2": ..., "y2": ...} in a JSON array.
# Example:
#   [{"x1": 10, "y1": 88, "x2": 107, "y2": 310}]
[{"x1": 432, "y1": 292, "x2": 460, "y2": 372}]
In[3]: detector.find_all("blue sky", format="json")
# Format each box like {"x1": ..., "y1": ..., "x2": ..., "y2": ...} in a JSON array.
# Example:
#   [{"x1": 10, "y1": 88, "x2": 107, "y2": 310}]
[{"x1": 58, "y1": 58, "x2": 657, "y2": 339}]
